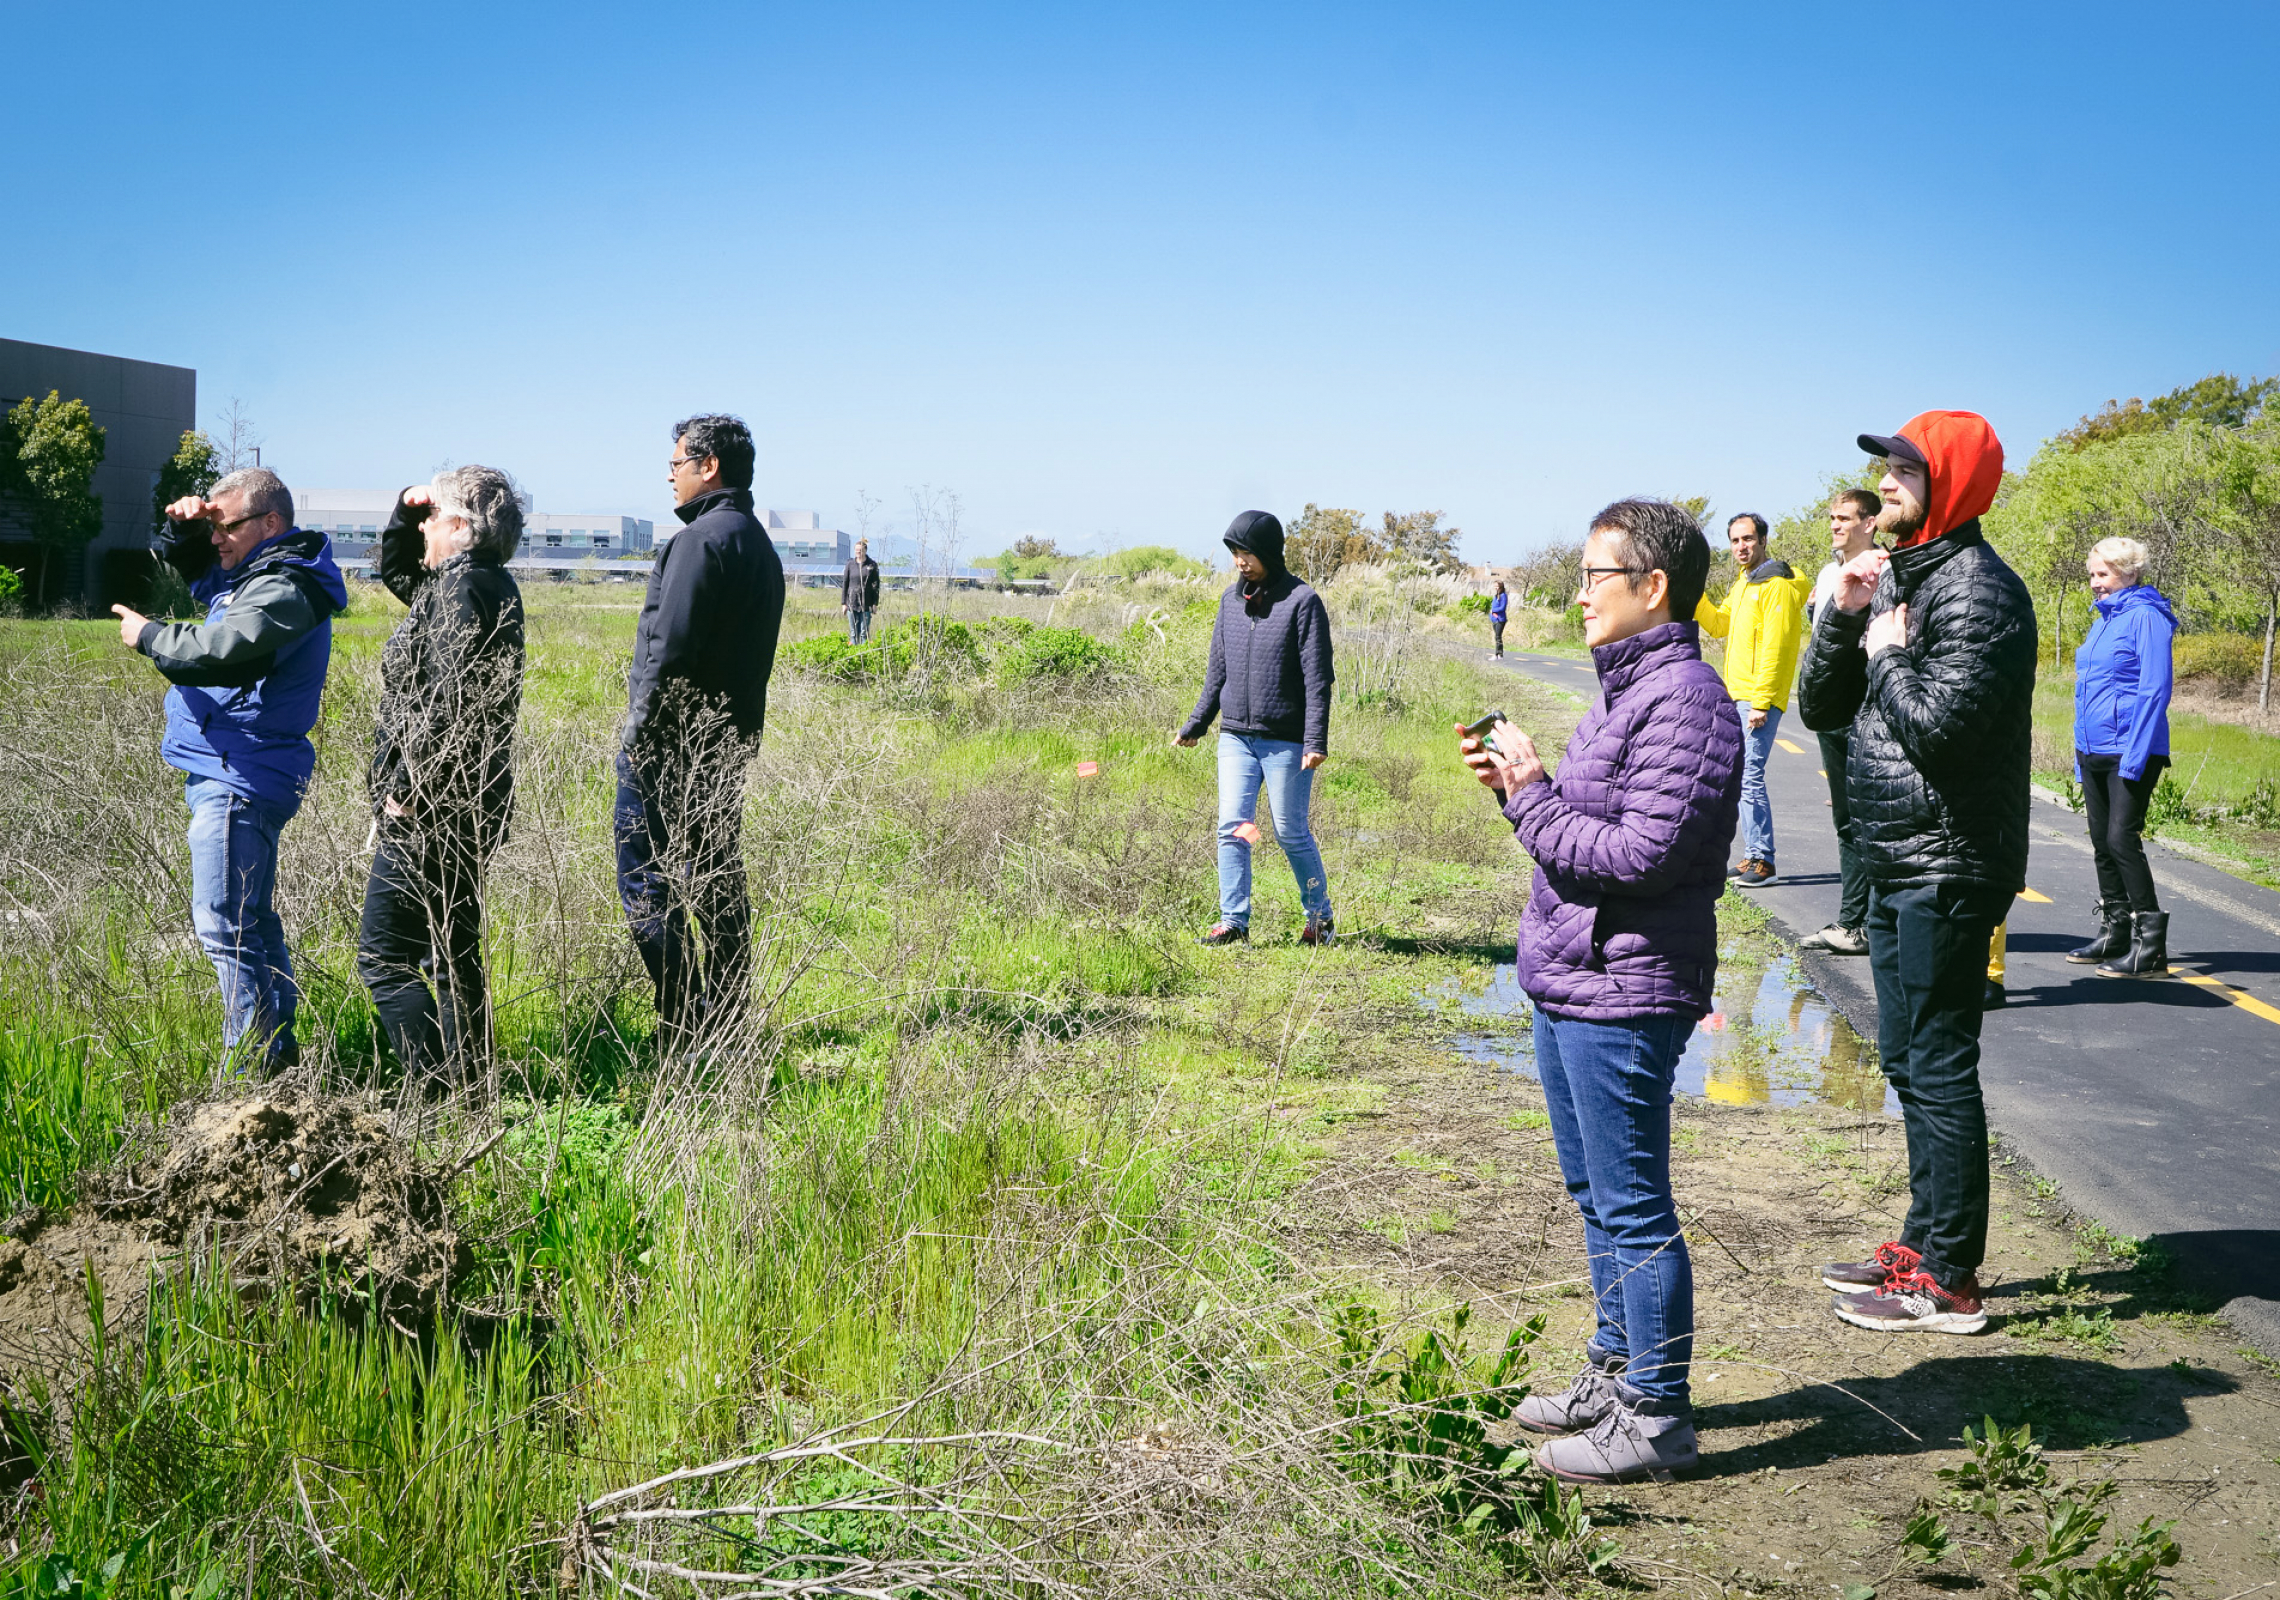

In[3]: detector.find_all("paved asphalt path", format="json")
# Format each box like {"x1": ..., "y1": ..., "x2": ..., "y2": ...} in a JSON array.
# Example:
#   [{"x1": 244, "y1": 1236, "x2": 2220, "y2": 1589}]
[{"x1": 1491, "y1": 648, "x2": 2280, "y2": 1353}]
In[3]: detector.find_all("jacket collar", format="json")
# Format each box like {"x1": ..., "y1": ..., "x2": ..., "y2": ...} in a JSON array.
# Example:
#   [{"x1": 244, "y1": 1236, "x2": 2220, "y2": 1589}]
[
  {"x1": 674, "y1": 487, "x2": 754, "y2": 525},
  {"x1": 2095, "y1": 582, "x2": 2169, "y2": 620},
  {"x1": 1592, "y1": 619, "x2": 1702, "y2": 701},
  {"x1": 1886, "y1": 517, "x2": 1984, "y2": 596}
]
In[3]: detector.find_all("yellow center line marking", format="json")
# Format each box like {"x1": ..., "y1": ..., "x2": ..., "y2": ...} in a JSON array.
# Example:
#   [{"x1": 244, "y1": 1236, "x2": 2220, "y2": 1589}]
[
  {"x1": 2019, "y1": 887, "x2": 2053, "y2": 904},
  {"x1": 2176, "y1": 970, "x2": 2280, "y2": 1027},
  {"x1": 1775, "y1": 738, "x2": 1805, "y2": 755}
]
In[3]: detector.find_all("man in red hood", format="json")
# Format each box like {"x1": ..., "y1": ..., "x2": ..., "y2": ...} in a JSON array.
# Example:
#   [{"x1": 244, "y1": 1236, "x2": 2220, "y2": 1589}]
[{"x1": 1797, "y1": 410, "x2": 2037, "y2": 1335}]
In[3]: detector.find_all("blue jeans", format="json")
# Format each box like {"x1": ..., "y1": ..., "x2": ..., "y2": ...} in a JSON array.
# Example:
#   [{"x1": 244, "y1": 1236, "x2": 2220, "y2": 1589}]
[
  {"x1": 1215, "y1": 732, "x2": 1332, "y2": 927},
  {"x1": 1738, "y1": 701, "x2": 1781, "y2": 865},
  {"x1": 184, "y1": 778, "x2": 298, "y2": 1064},
  {"x1": 1535, "y1": 1012, "x2": 1695, "y2": 1411},
  {"x1": 848, "y1": 608, "x2": 874, "y2": 645}
]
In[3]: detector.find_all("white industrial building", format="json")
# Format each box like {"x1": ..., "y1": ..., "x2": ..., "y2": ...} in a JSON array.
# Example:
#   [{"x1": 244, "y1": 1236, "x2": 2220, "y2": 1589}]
[{"x1": 297, "y1": 490, "x2": 654, "y2": 562}]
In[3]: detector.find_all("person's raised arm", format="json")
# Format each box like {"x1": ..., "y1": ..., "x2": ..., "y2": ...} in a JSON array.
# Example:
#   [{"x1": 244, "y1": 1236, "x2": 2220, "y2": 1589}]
[
  {"x1": 1693, "y1": 590, "x2": 1731, "y2": 639},
  {"x1": 128, "y1": 572, "x2": 323, "y2": 687},
  {"x1": 377, "y1": 487, "x2": 432, "y2": 605},
  {"x1": 1505, "y1": 685, "x2": 1739, "y2": 896}
]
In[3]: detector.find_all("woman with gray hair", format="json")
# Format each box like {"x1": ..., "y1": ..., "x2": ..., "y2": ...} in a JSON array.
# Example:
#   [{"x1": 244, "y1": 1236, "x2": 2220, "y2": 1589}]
[
  {"x1": 2068, "y1": 534, "x2": 2175, "y2": 978},
  {"x1": 357, "y1": 466, "x2": 527, "y2": 1086}
]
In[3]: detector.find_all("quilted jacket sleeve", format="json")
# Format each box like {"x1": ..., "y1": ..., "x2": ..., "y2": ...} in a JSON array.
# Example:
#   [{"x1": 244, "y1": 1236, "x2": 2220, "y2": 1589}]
[
  {"x1": 1866, "y1": 574, "x2": 2038, "y2": 779},
  {"x1": 1798, "y1": 602, "x2": 1869, "y2": 734},
  {"x1": 1297, "y1": 589, "x2": 1333, "y2": 755},
  {"x1": 1504, "y1": 680, "x2": 1739, "y2": 897},
  {"x1": 1179, "y1": 596, "x2": 1229, "y2": 742}
]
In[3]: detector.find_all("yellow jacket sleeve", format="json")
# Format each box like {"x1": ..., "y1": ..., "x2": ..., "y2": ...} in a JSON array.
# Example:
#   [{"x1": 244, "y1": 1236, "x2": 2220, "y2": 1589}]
[
  {"x1": 1693, "y1": 593, "x2": 1731, "y2": 639},
  {"x1": 1732, "y1": 574, "x2": 1811, "y2": 711}
]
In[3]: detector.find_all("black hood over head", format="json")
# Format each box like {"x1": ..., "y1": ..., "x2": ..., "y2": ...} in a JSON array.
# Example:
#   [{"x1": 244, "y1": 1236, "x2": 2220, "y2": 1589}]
[{"x1": 1222, "y1": 510, "x2": 1286, "y2": 577}]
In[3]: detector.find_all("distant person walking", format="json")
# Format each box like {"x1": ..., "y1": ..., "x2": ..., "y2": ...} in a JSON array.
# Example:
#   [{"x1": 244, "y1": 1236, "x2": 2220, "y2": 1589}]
[
  {"x1": 1695, "y1": 512, "x2": 1809, "y2": 888},
  {"x1": 842, "y1": 537, "x2": 881, "y2": 644},
  {"x1": 617, "y1": 414, "x2": 786, "y2": 1049},
  {"x1": 1798, "y1": 489, "x2": 1882, "y2": 956},
  {"x1": 1174, "y1": 511, "x2": 1335, "y2": 946},
  {"x1": 110, "y1": 469, "x2": 346, "y2": 1072},
  {"x1": 357, "y1": 468, "x2": 526, "y2": 1088},
  {"x1": 1489, "y1": 579, "x2": 1509, "y2": 658},
  {"x1": 1800, "y1": 411, "x2": 2035, "y2": 1336},
  {"x1": 2067, "y1": 536, "x2": 2176, "y2": 978},
  {"x1": 1460, "y1": 497, "x2": 1738, "y2": 1483}
]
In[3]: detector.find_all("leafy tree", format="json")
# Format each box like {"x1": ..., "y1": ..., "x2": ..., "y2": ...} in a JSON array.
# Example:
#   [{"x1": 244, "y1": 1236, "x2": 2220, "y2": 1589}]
[
  {"x1": 1380, "y1": 509, "x2": 1463, "y2": 573},
  {"x1": 1285, "y1": 504, "x2": 1381, "y2": 586},
  {"x1": 2200, "y1": 423, "x2": 2280, "y2": 712},
  {"x1": 2056, "y1": 372, "x2": 2275, "y2": 451},
  {"x1": 1505, "y1": 539, "x2": 1583, "y2": 607},
  {"x1": 152, "y1": 429, "x2": 221, "y2": 533},
  {"x1": 1095, "y1": 544, "x2": 1206, "y2": 580},
  {"x1": 2, "y1": 390, "x2": 106, "y2": 607},
  {"x1": 1010, "y1": 534, "x2": 1061, "y2": 560}
]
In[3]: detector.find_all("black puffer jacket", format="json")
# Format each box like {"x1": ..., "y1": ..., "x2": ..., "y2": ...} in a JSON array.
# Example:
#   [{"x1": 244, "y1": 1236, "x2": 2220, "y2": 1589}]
[
  {"x1": 1178, "y1": 510, "x2": 1335, "y2": 754},
  {"x1": 369, "y1": 493, "x2": 526, "y2": 852},
  {"x1": 1798, "y1": 520, "x2": 2036, "y2": 891}
]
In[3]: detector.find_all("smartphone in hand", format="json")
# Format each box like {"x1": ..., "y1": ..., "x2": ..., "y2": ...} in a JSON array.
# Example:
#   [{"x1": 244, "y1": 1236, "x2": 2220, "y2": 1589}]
[{"x1": 1460, "y1": 710, "x2": 1508, "y2": 750}]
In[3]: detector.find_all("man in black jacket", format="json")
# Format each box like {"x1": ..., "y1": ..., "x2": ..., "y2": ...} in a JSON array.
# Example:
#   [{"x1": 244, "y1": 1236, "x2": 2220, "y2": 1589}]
[
  {"x1": 1174, "y1": 510, "x2": 1336, "y2": 946},
  {"x1": 841, "y1": 538, "x2": 881, "y2": 644},
  {"x1": 617, "y1": 414, "x2": 786, "y2": 1048},
  {"x1": 357, "y1": 467, "x2": 526, "y2": 1086},
  {"x1": 1799, "y1": 410, "x2": 2035, "y2": 1335}
]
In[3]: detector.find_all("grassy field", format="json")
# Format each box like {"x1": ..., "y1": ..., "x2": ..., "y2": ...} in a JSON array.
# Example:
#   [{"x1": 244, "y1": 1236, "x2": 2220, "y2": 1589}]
[{"x1": 0, "y1": 574, "x2": 2274, "y2": 1596}]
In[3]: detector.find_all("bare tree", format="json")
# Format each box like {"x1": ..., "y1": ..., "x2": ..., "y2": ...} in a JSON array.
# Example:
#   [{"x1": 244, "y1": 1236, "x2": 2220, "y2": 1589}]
[{"x1": 211, "y1": 398, "x2": 264, "y2": 474}]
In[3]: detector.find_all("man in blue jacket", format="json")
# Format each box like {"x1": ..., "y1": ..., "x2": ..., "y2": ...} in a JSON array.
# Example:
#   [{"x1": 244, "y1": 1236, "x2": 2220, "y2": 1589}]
[
  {"x1": 617, "y1": 414, "x2": 785, "y2": 1049},
  {"x1": 1174, "y1": 510, "x2": 1336, "y2": 946},
  {"x1": 110, "y1": 468, "x2": 346, "y2": 1071}
]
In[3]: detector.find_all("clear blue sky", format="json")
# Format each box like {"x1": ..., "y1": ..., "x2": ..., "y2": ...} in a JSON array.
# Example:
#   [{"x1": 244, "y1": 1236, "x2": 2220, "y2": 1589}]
[{"x1": 9, "y1": 2, "x2": 2278, "y2": 562}]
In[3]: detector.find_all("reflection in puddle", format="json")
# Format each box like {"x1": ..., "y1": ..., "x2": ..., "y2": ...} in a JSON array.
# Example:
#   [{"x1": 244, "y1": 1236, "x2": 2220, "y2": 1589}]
[{"x1": 1425, "y1": 953, "x2": 1895, "y2": 1115}]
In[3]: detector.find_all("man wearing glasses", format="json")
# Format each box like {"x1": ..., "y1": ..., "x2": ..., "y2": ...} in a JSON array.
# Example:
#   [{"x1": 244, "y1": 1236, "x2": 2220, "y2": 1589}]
[
  {"x1": 616, "y1": 414, "x2": 786, "y2": 1052},
  {"x1": 112, "y1": 468, "x2": 347, "y2": 1072}
]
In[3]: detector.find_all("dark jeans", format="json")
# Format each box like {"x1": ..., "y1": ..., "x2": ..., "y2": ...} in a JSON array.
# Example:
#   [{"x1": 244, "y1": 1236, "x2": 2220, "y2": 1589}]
[
  {"x1": 1490, "y1": 617, "x2": 1506, "y2": 655},
  {"x1": 1535, "y1": 1011, "x2": 1695, "y2": 1411},
  {"x1": 2078, "y1": 751, "x2": 2165, "y2": 913},
  {"x1": 1818, "y1": 730, "x2": 1869, "y2": 930},
  {"x1": 357, "y1": 824, "x2": 489, "y2": 1084},
  {"x1": 1865, "y1": 880, "x2": 2015, "y2": 1290},
  {"x1": 615, "y1": 748, "x2": 751, "y2": 1043}
]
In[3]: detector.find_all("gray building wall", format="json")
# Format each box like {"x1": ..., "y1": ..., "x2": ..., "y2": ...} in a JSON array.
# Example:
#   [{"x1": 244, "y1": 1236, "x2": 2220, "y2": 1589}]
[{"x1": 0, "y1": 338, "x2": 196, "y2": 603}]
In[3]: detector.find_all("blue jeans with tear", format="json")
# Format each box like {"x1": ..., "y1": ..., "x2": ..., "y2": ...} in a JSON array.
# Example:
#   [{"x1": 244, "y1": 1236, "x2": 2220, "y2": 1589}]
[
  {"x1": 1737, "y1": 700, "x2": 1781, "y2": 866},
  {"x1": 1535, "y1": 1011, "x2": 1695, "y2": 1411},
  {"x1": 1215, "y1": 732, "x2": 1332, "y2": 928},
  {"x1": 184, "y1": 777, "x2": 299, "y2": 1065}
]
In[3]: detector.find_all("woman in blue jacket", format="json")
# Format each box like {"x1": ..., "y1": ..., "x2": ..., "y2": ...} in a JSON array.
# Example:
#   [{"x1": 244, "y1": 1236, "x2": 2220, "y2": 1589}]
[
  {"x1": 1489, "y1": 580, "x2": 1510, "y2": 658},
  {"x1": 2067, "y1": 536, "x2": 2176, "y2": 978}
]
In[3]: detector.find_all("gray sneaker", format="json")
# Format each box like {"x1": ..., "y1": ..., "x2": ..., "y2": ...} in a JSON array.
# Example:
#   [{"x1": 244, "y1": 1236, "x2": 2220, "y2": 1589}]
[
  {"x1": 1801, "y1": 924, "x2": 1868, "y2": 956},
  {"x1": 1510, "y1": 1346, "x2": 1623, "y2": 1436},
  {"x1": 1532, "y1": 1382, "x2": 1697, "y2": 1483}
]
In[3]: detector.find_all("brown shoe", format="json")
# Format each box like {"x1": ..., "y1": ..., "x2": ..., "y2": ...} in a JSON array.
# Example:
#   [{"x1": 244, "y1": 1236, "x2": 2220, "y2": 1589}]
[{"x1": 1730, "y1": 859, "x2": 1779, "y2": 888}]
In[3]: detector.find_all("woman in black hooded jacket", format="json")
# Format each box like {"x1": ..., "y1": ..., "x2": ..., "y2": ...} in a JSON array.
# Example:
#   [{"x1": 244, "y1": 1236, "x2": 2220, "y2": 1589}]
[
  {"x1": 357, "y1": 466, "x2": 526, "y2": 1087},
  {"x1": 1174, "y1": 510, "x2": 1337, "y2": 945}
]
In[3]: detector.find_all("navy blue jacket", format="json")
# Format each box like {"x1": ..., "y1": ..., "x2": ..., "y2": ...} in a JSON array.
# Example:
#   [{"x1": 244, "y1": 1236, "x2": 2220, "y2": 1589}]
[
  {"x1": 1180, "y1": 572, "x2": 1336, "y2": 753},
  {"x1": 625, "y1": 488, "x2": 786, "y2": 757},
  {"x1": 139, "y1": 522, "x2": 348, "y2": 816}
]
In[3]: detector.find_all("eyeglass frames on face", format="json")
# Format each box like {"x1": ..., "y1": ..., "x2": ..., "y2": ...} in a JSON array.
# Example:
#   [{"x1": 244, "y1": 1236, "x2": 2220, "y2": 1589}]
[
  {"x1": 1578, "y1": 567, "x2": 1643, "y2": 591},
  {"x1": 213, "y1": 511, "x2": 270, "y2": 534},
  {"x1": 667, "y1": 454, "x2": 712, "y2": 472}
]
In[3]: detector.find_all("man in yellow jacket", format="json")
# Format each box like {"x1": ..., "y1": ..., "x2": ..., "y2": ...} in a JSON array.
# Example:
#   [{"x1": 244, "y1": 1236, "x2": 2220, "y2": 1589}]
[{"x1": 1695, "y1": 512, "x2": 1811, "y2": 887}]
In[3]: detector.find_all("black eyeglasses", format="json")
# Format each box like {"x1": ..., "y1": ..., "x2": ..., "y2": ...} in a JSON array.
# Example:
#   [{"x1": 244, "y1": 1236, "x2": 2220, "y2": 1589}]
[
  {"x1": 1578, "y1": 566, "x2": 1643, "y2": 590},
  {"x1": 667, "y1": 454, "x2": 711, "y2": 472},
  {"x1": 214, "y1": 511, "x2": 269, "y2": 534}
]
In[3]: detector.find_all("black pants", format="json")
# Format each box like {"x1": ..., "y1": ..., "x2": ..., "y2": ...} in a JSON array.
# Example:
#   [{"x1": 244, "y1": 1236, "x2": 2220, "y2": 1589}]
[
  {"x1": 358, "y1": 824, "x2": 490, "y2": 1083},
  {"x1": 1490, "y1": 618, "x2": 1506, "y2": 656},
  {"x1": 2078, "y1": 751, "x2": 2165, "y2": 913},
  {"x1": 1865, "y1": 879, "x2": 2014, "y2": 1291},
  {"x1": 1818, "y1": 730, "x2": 1869, "y2": 930},
  {"x1": 615, "y1": 748, "x2": 751, "y2": 1044}
]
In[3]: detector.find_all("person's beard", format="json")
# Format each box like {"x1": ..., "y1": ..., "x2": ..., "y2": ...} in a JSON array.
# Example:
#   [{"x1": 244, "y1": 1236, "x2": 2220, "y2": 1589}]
[{"x1": 1877, "y1": 497, "x2": 1928, "y2": 543}]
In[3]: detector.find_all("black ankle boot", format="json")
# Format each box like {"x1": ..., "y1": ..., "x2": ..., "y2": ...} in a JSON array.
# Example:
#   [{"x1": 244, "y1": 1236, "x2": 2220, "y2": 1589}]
[
  {"x1": 2096, "y1": 911, "x2": 2169, "y2": 978},
  {"x1": 2067, "y1": 902, "x2": 2130, "y2": 964}
]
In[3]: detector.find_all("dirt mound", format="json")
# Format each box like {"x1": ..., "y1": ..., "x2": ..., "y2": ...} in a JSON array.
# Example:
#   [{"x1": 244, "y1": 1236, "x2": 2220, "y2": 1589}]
[{"x1": 86, "y1": 1096, "x2": 470, "y2": 1327}]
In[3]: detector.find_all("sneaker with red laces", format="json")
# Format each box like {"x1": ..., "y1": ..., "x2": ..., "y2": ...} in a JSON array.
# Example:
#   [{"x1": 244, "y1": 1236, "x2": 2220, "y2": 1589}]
[
  {"x1": 1197, "y1": 922, "x2": 1249, "y2": 947},
  {"x1": 1820, "y1": 1241, "x2": 1921, "y2": 1293},
  {"x1": 1832, "y1": 1267, "x2": 1988, "y2": 1334},
  {"x1": 1299, "y1": 916, "x2": 1336, "y2": 946}
]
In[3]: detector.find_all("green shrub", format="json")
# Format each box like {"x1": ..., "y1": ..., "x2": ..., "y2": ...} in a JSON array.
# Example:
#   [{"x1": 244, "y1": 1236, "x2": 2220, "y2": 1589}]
[
  {"x1": 2173, "y1": 632, "x2": 2264, "y2": 685},
  {"x1": 783, "y1": 617, "x2": 982, "y2": 682},
  {"x1": 1096, "y1": 544, "x2": 1208, "y2": 580},
  {"x1": 991, "y1": 620, "x2": 1117, "y2": 681},
  {"x1": 1457, "y1": 592, "x2": 1490, "y2": 615}
]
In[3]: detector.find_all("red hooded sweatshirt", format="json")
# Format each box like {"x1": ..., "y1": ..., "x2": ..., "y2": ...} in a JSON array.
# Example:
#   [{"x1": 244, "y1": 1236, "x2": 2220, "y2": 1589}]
[{"x1": 1893, "y1": 410, "x2": 2005, "y2": 548}]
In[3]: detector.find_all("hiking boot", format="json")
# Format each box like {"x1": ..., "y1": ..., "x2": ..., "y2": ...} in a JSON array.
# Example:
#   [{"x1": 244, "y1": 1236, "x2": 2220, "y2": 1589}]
[
  {"x1": 1731, "y1": 859, "x2": 1778, "y2": 888},
  {"x1": 1298, "y1": 916, "x2": 1336, "y2": 947},
  {"x1": 1801, "y1": 924, "x2": 1868, "y2": 955},
  {"x1": 2067, "y1": 901, "x2": 2131, "y2": 964},
  {"x1": 1531, "y1": 1381, "x2": 1697, "y2": 1483},
  {"x1": 1819, "y1": 1240, "x2": 1920, "y2": 1293},
  {"x1": 1984, "y1": 978, "x2": 2006, "y2": 1010},
  {"x1": 1511, "y1": 1346, "x2": 1624, "y2": 1436},
  {"x1": 2096, "y1": 911, "x2": 2169, "y2": 979},
  {"x1": 1832, "y1": 1267, "x2": 1988, "y2": 1335},
  {"x1": 1197, "y1": 922, "x2": 1249, "y2": 947}
]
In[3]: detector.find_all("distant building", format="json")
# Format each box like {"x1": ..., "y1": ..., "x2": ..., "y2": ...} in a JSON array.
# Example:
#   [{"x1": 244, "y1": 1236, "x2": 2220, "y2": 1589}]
[
  {"x1": 299, "y1": 490, "x2": 655, "y2": 562},
  {"x1": 0, "y1": 337, "x2": 196, "y2": 604},
  {"x1": 660, "y1": 507, "x2": 849, "y2": 567}
]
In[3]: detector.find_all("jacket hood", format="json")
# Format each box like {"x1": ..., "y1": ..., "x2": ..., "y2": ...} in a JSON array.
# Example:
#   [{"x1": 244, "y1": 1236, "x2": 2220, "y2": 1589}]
[
  {"x1": 1746, "y1": 558, "x2": 1796, "y2": 584},
  {"x1": 1222, "y1": 510, "x2": 1286, "y2": 577},
  {"x1": 1894, "y1": 410, "x2": 2005, "y2": 548},
  {"x1": 226, "y1": 527, "x2": 349, "y2": 612},
  {"x1": 2097, "y1": 582, "x2": 2175, "y2": 624}
]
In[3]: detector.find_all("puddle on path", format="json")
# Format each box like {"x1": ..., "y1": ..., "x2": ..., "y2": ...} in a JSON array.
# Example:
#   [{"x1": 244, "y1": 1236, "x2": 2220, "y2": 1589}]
[{"x1": 1424, "y1": 952, "x2": 1895, "y2": 1115}]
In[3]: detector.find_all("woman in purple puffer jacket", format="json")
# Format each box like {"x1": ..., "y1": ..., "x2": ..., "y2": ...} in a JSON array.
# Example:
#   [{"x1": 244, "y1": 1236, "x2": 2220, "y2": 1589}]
[{"x1": 1460, "y1": 497, "x2": 1740, "y2": 1485}]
